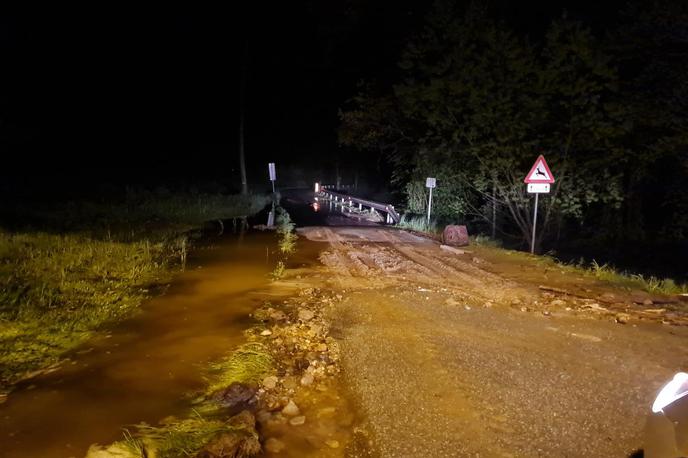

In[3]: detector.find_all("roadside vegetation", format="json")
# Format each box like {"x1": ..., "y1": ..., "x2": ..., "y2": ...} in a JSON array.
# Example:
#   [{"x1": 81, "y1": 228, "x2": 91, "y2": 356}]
[
  {"x1": 471, "y1": 237, "x2": 688, "y2": 296},
  {"x1": 339, "y1": 1, "x2": 688, "y2": 268},
  {"x1": 0, "y1": 189, "x2": 270, "y2": 389},
  {"x1": 88, "y1": 341, "x2": 272, "y2": 458},
  {"x1": 270, "y1": 206, "x2": 297, "y2": 280}
]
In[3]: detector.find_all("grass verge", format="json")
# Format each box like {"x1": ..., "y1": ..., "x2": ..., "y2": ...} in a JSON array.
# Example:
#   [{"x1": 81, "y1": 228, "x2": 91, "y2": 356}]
[{"x1": 0, "y1": 191, "x2": 270, "y2": 389}]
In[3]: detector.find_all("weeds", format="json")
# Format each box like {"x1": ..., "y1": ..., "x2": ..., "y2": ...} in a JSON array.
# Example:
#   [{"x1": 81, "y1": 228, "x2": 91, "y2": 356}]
[
  {"x1": 102, "y1": 343, "x2": 271, "y2": 458},
  {"x1": 205, "y1": 342, "x2": 273, "y2": 394},
  {"x1": 275, "y1": 207, "x2": 296, "y2": 254},
  {"x1": 0, "y1": 191, "x2": 271, "y2": 388},
  {"x1": 271, "y1": 261, "x2": 286, "y2": 280},
  {"x1": 398, "y1": 213, "x2": 439, "y2": 234},
  {"x1": 472, "y1": 234, "x2": 503, "y2": 247},
  {"x1": 136, "y1": 415, "x2": 234, "y2": 458}
]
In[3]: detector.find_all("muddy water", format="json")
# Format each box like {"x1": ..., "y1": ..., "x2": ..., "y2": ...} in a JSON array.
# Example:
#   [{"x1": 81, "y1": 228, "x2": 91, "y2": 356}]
[{"x1": 0, "y1": 229, "x2": 348, "y2": 458}]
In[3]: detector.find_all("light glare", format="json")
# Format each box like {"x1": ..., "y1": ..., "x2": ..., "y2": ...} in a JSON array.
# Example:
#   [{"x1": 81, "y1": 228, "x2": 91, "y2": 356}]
[{"x1": 653, "y1": 372, "x2": 688, "y2": 413}]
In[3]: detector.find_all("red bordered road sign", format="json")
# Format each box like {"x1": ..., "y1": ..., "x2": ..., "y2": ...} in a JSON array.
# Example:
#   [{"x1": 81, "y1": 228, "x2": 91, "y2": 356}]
[{"x1": 524, "y1": 155, "x2": 555, "y2": 184}]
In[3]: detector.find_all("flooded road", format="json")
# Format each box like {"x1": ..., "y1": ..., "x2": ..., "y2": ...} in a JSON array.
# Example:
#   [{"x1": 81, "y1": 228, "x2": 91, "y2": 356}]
[{"x1": 0, "y1": 229, "x2": 289, "y2": 457}]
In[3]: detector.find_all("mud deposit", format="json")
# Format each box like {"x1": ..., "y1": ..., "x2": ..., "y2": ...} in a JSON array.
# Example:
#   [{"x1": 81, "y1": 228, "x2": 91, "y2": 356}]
[{"x1": 0, "y1": 231, "x2": 365, "y2": 458}]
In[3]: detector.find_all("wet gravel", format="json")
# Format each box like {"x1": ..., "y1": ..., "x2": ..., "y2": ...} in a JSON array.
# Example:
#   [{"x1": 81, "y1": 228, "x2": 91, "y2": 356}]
[{"x1": 306, "y1": 227, "x2": 688, "y2": 457}]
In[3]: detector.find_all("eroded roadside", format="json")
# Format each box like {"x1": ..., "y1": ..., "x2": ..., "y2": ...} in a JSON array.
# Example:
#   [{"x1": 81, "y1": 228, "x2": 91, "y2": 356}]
[{"x1": 298, "y1": 226, "x2": 688, "y2": 457}]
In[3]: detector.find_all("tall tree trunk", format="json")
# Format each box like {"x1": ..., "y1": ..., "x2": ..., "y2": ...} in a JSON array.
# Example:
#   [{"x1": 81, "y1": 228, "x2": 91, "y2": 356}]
[{"x1": 238, "y1": 41, "x2": 249, "y2": 195}]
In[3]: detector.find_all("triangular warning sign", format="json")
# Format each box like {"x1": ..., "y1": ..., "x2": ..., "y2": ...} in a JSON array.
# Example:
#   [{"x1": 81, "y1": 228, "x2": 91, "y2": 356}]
[{"x1": 524, "y1": 155, "x2": 555, "y2": 184}]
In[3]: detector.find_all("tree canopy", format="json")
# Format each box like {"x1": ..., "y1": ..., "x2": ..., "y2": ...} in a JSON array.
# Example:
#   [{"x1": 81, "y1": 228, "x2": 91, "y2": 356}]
[{"x1": 339, "y1": 0, "x2": 688, "y2": 251}]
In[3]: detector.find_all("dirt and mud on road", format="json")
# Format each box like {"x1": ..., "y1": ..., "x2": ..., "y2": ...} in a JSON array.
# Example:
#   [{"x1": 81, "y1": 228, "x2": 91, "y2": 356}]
[{"x1": 297, "y1": 226, "x2": 688, "y2": 457}]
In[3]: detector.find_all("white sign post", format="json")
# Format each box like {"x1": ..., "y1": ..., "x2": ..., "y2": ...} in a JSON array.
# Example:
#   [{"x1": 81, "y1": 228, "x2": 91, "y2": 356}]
[
  {"x1": 425, "y1": 177, "x2": 436, "y2": 225},
  {"x1": 524, "y1": 155, "x2": 555, "y2": 254},
  {"x1": 268, "y1": 162, "x2": 276, "y2": 193}
]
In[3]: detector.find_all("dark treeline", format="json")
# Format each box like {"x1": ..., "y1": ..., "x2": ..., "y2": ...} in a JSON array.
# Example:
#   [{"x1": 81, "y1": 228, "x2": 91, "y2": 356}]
[{"x1": 339, "y1": 0, "x2": 688, "y2": 277}]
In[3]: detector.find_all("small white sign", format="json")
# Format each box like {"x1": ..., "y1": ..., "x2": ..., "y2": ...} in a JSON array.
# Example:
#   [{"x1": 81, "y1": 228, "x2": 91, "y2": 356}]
[
  {"x1": 527, "y1": 183, "x2": 550, "y2": 193},
  {"x1": 426, "y1": 177, "x2": 436, "y2": 188},
  {"x1": 268, "y1": 163, "x2": 276, "y2": 181}
]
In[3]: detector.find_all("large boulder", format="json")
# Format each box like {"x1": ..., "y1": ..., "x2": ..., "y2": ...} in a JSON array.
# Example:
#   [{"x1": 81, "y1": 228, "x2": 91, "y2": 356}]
[{"x1": 442, "y1": 225, "x2": 469, "y2": 246}]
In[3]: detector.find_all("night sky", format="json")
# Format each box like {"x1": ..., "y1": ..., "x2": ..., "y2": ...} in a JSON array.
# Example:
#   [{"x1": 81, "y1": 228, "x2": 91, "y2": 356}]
[{"x1": 1, "y1": 2, "x2": 627, "y2": 192}]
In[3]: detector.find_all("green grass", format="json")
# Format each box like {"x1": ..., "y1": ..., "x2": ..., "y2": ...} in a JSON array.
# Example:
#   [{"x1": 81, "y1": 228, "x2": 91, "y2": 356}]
[
  {"x1": 588, "y1": 260, "x2": 688, "y2": 295},
  {"x1": 398, "y1": 213, "x2": 439, "y2": 234},
  {"x1": 205, "y1": 342, "x2": 273, "y2": 394},
  {"x1": 100, "y1": 343, "x2": 271, "y2": 458},
  {"x1": 474, "y1": 242, "x2": 687, "y2": 296},
  {"x1": 0, "y1": 191, "x2": 271, "y2": 389}
]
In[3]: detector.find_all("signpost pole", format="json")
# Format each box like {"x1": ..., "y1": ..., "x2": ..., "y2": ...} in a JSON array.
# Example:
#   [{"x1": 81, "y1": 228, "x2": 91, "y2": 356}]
[
  {"x1": 530, "y1": 192, "x2": 539, "y2": 254},
  {"x1": 427, "y1": 186, "x2": 433, "y2": 225}
]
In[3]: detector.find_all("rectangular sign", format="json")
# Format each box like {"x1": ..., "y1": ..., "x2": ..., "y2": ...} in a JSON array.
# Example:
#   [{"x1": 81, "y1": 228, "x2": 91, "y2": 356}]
[
  {"x1": 426, "y1": 177, "x2": 436, "y2": 188},
  {"x1": 527, "y1": 183, "x2": 550, "y2": 193},
  {"x1": 268, "y1": 163, "x2": 276, "y2": 181}
]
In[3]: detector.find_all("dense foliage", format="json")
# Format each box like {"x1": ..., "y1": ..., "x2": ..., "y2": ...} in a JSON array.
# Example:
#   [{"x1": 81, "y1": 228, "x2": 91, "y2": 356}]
[{"x1": 339, "y1": 1, "x2": 688, "y2": 254}]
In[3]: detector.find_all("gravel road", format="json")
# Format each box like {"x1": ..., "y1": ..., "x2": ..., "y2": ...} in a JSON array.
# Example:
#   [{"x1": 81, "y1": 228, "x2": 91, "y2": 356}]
[{"x1": 298, "y1": 226, "x2": 688, "y2": 457}]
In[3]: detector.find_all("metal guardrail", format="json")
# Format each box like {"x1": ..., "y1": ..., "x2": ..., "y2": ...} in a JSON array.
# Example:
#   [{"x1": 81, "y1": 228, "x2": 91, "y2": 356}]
[{"x1": 319, "y1": 189, "x2": 400, "y2": 224}]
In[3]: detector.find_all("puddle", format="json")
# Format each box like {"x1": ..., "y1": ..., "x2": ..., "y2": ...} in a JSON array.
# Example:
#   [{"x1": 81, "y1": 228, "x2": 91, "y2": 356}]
[{"x1": 0, "y1": 227, "x2": 362, "y2": 458}]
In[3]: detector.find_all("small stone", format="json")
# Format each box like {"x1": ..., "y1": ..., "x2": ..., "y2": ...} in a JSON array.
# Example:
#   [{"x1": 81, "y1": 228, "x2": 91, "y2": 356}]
[
  {"x1": 549, "y1": 299, "x2": 566, "y2": 307},
  {"x1": 325, "y1": 439, "x2": 340, "y2": 449},
  {"x1": 300, "y1": 373, "x2": 314, "y2": 386},
  {"x1": 483, "y1": 301, "x2": 493, "y2": 308},
  {"x1": 289, "y1": 415, "x2": 306, "y2": 426},
  {"x1": 542, "y1": 310, "x2": 551, "y2": 316},
  {"x1": 464, "y1": 305, "x2": 471, "y2": 311},
  {"x1": 298, "y1": 309, "x2": 315, "y2": 321},
  {"x1": 643, "y1": 299, "x2": 654, "y2": 306},
  {"x1": 264, "y1": 437, "x2": 286, "y2": 454},
  {"x1": 262, "y1": 375, "x2": 278, "y2": 390},
  {"x1": 282, "y1": 399, "x2": 300, "y2": 416},
  {"x1": 520, "y1": 306, "x2": 529, "y2": 312},
  {"x1": 615, "y1": 313, "x2": 631, "y2": 324},
  {"x1": 261, "y1": 329, "x2": 273, "y2": 336},
  {"x1": 318, "y1": 407, "x2": 336, "y2": 417}
]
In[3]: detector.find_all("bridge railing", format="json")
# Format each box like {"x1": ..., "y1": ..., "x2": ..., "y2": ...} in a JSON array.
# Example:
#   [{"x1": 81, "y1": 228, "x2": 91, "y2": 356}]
[{"x1": 318, "y1": 189, "x2": 400, "y2": 224}]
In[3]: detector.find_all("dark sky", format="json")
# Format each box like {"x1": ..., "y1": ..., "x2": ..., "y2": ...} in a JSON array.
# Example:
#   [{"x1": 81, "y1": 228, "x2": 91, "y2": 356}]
[{"x1": 1, "y1": 2, "x2": 627, "y2": 192}]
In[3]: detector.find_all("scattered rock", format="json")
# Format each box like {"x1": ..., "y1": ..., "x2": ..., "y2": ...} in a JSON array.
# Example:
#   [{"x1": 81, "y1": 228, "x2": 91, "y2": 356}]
[
  {"x1": 260, "y1": 329, "x2": 273, "y2": 336},
  {"x1": 85, "y1": 443, "x2": 141, "y2": 458},
  {"x1": 542, "y1": 310, "x2": 551, "y2": 316},
  {"x1": 264, "y1": 438, "x2": 286, "y2": 454},
  {"x1": 262, "y1": 376, "x2": 278, "y2": 390},
  {"x1": 289, "y1": 415, "x2": 306, "y2": 426},
  {"x1": 325, "y1": 439, "x2": 340, "y2": 449},
  {"x1": 615, "y1": 313, "x2": 631, "y2": 324},
  {"x1": 464, "y1": 305, "x2": 471, "y2": 311},
  {"x1": 440, "y1": 244, "x2": 465, "y2": 255},
  {"x1": 282, "y1": 399, "x2": 300, "y2": 417},
  {"x1": 269, "y1": 310, "x2": 287, "y2": 321},
  {"x1": 483, "y1": 301, "x2": 493, "y2": 308},
  {"x1": 298, "y1": 309, "x2": 315, "y2": 321},
  {"x1": 211, "y1": 383, "x2": 257, "y2": 411},
  {"x1": 300, "y1": 373, "x2": 314, "y2": 386},
  {"x1": 472, "y1": 257, "x2": 483, "y2": 264},
  {"x1": 549, "y1": 299, "x2": 566, "y2": 307},
  {"x1": 194, "y1": 411, "x2": 261, "y2": 458},
  {"x1": 599, "y1": 293, "x2": 617, "y2": 303},
  {"x1": 580, "y1": 302, "x2": 608, "y2": 313}
]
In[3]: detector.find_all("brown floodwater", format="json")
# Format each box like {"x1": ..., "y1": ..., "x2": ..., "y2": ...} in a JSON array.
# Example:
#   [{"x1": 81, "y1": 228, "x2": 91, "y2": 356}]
[{"x1": 0, "y1": 228, "x2": 327, "y2": 458}]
